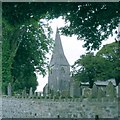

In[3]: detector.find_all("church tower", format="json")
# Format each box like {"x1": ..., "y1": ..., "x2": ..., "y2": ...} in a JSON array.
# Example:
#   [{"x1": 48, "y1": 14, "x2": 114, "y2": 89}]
[{"x1": 48, "y1": 28, "x2": 70, "y2": 97}]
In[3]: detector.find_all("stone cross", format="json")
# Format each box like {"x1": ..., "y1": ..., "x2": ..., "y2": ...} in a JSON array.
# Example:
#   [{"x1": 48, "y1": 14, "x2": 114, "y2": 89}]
[{"x1": 7, "y1": 83, "x2": 12, "y2": 97}]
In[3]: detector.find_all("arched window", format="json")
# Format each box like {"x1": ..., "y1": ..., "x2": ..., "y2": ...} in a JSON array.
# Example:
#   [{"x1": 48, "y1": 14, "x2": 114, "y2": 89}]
[
  {"x1": 61, "y1": 67, "x2": 65, "y2": 73},
  {"x1": 49, "y1": 65, "x2": 54, "y2": 74},
  {"x1": 48, "y1": 67, "x2": 52, "y2": 74}
]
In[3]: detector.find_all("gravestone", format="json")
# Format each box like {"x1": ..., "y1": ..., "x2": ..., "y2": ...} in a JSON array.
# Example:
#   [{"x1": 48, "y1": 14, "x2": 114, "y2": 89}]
[
  {"x1": 37, "y1": 92, "x2": 41, "y2": 99},
  {"x1": 54, "y1": 90, "x2": 60, "y2": 99},
  {"x1": 34, "y1": 91, "x2": 37, "y2": 98},
  {"x1": 70, "y1": 81, "x2": 82, "y2": 98},
  {"x1": 91, "y1": 84, "x2": 98, "y2": 98},
  {"x1": 49, "y1": 89, "x2": 54, "y2": 99},
  {"x1": 29, "y1": 87, "x2": 33, "y2": 98},
  {"x1": 43, "y1": 84, "x2": 49, "y2": 97},
  {"x1": 118, "y1": 83, "x2": 120, "y2": 118},
  {"x1": 61, "y1": 90, "x2": 69, "y2": 98},
  {"x1": 118, "y1": 83, "x2": 120, "y2": 98},
  {"x1": 97, "y1": 87, "x2": 105, "y2": 99},
  {"x1": 82, "y1": 87, "x2": 91, "y2": 98},
  {"x1": 7, "y1": 83, "x2": 12, "y2": 97},
  {"x1": 22, "y1": 88, "x2": 27, "y2": 98},
  {"x1": 106, "y1": 81, "x2": 116, "y2": 98}
]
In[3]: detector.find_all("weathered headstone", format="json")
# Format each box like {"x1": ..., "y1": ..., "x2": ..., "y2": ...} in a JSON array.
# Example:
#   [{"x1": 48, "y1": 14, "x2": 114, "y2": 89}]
[
  {"x1": 54, "y1": 90, "x2": 60, "y2": 99},
  {"x1": 91, "y1": 84, "x2": 98, "y2": 98},
  {"x1": 118, "y1": 83, "x2": 120, "y2": 118},
  {"x1": 82, "y1": 87, "x2": 91, "y2": 98},
  {"x1": 43, "y1": 84, "x2": 49, "y2": 97},
  {"x1": 34, "y1": 91, "x2": 37, "y2": 98},
  {"x1": 37, "y1": 92, "x2": 41, "y2": 99},
  {"x1": 22, "y1": 88, "x2": 27, "y2": 98},
  {"x1": 61, "y1": 90, "x2": 69, "y2": 98},
  {"x1": 70, "y1": 81, "x2": 82, "y2": 98},
  {"x1": 29, "y1": 87, "x2": 33, "y2": 98},
  {"x1": 7, "y1": 83, "x2": 12, "y2": 97},
  {"x1": 106, "y1": 81, "x2": 116, "y2": 98},
  {"x1": 97, "y1": 87, "x2": 105, "y2": 99}
]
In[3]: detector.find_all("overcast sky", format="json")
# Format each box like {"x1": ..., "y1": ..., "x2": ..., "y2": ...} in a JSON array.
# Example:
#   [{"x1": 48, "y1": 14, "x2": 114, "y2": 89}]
[{"x1": 36, "y1": 17, "x2": 116, "y2": 92}]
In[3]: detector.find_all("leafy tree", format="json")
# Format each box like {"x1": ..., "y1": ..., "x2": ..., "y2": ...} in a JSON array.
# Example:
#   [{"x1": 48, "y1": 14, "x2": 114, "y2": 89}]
[
  {"x1": 2, "y1": 19, "x2": 17, "y2": 93},
  {"x1": 3, "y1": 2, "x2": 120, "y2": 50},
  {"x1": 51, "y1": 2, "x2": 120, "y2": 50},
  {"x1": 2, "y1": 2, "x2": 120, "y2": 93},
  {"x1": 96, "y1": 42, "x2": 119, "y2": 85},
  {"x1": 71, "y1": 52, "x2": 105, "y2": 88},
  {"x1": 50, "y1": 2, "x2": 120, "y2": 86},
  {"x1": 2, "y1": 3, "x2": 53, "y2": 94},
  {"x1": 72, "y1": 42, "x2": 119, "y2": 87}
]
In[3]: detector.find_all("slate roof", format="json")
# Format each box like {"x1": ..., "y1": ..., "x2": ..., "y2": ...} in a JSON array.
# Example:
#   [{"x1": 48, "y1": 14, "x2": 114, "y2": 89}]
[
  {"x1": 50, "y1": 28, "x2": 69, "y2": 66},
  {"x1": 80, "y1": 78, "x2": 116, "y2": 86}
]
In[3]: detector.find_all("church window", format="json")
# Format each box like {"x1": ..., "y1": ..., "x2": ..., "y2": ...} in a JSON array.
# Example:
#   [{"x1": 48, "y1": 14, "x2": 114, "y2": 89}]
[
  {"x1": 61, "y1": 67, "x2": 65, "y2": 73},
  {"x1": 51, "y1": 69, "x2": 52, "y2": 74},
  {"x1": 49, "y1": 65, "x2": 54, "y2": 74},
  {"x1": 49, "y1": 68, "x2": 52, "y2": 74}
]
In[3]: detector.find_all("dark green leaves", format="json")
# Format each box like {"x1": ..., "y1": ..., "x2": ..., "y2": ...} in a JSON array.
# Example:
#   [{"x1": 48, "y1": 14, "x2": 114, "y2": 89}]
[{"x1": 72, "y1": 42, "x2": 118, "y2": 87}]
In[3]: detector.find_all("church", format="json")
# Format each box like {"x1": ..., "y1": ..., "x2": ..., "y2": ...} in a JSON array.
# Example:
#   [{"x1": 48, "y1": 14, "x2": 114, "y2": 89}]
[
  {"x1": 43, "y1": 28, "x2": 70, "y2": 98},
  {"x1": 43, "y1": 28, "x2": 117, "y2": 99}
]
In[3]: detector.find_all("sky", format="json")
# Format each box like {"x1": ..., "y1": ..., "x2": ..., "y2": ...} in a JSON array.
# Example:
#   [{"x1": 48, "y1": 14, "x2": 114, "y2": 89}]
[{"x1": 36, "y1": 17, "x2": 116, "y2": 92}]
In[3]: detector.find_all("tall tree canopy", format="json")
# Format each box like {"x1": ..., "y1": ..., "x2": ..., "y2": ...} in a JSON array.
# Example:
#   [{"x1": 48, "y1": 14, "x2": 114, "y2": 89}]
[
  {"x1": 2, "y1": 2, "x2": 120, "y2": 93},
  {"x1": 49, "y1": 2, "x2": 120, "y2": 50},
  {"x1": 2, "y1": 3, "x2": 53, "y2": 94},
  {"x1": 3, "y1": 2, "x2": 120, "y2": 50},
  {"x1": 96, "y1": 42, "x2": 119, "y2": 85},
  {"x1": 72, "y1": 42, "x2": 118, "y2": 87}
]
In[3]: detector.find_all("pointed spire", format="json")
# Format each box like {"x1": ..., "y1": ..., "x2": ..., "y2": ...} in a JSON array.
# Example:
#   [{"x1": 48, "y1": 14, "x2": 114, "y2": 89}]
[{"x1": 50, "y1": 28, "x2": 69, "y2": 66}]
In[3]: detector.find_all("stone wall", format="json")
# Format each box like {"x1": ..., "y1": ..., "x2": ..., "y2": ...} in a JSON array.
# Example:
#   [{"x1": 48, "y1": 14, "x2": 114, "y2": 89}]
[
  {"x1": 3, "y1": 82, "x2": 119, "y2": 118},
  {"x1": 2, "y1": 96, "x2": 118, "y2": 118}
]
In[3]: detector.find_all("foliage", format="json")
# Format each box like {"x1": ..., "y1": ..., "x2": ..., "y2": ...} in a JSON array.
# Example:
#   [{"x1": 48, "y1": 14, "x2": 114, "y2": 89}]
[
  {"x1": 3, "y1": 3, "x2": 120, "y2": 51},
  {"x1": 56, "y1": 3, "x2": 120, "y2": 50},
  {"x1": 2, "y1": 3, "x2": 53, "y2": 94},
  {"x1": 2, "y1": 2, "x2": 120, "y2": 93},
  {"x1": 2, "y1": 18, "x2": 16, "y2": 93},
  {"x1": 96, "y1": 42, "x2": 119, "y2": 85},
  {"x1": 72, "y1": 52, "x2": 106, "y2": 88},
  {"x1": 72, "y1": 42, "x2": 118, "y2": 87}
]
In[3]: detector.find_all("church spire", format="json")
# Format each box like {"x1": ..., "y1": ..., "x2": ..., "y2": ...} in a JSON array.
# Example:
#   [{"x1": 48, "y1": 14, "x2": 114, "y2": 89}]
[
  {"x1": 50, "y1": 28, "x2": 69, "y2": 66},
  {"x1": 48, "y1": 28, "x2": 70, "y2": 94}
]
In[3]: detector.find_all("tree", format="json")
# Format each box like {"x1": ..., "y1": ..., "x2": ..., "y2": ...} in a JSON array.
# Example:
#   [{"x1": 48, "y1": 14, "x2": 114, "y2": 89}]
[
  {"x1": 96, "y1": 42, "x2": 119, "y2": 85},
  {"x1": 72, "y1": 53, "x2": 103, "y2": 88},
  {"x1": 72, "y1": 53, "x2": 97, "y2": 88},
  {"x1": 3, "y1": 3, "x2": 120, "y2": 51},
  {"x1": 72, "y1": 42, "x2": 119, "y2": 87},
  {"x1": 2, "y1": 3, "x2": 53, "y2": 94},
  {"x1": 51, "y1": 2, "x2": 120, "y2": 50},
  {"x1": 2, "y1": 2, "x2": 120, "y2": 93}
]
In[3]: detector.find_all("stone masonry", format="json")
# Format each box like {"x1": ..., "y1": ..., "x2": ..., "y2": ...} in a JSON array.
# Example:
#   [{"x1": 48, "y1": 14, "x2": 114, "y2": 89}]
[
  {"x1": 48, "y1": 28, "x2": 70, "y2": 97},
  {"x1": 2, "y1": 97, "x2": 118, "y2": 118}
]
